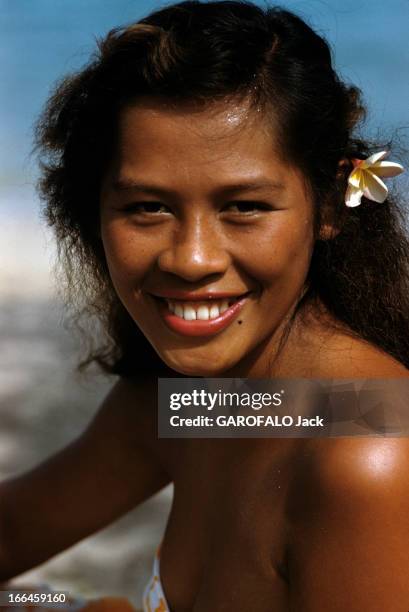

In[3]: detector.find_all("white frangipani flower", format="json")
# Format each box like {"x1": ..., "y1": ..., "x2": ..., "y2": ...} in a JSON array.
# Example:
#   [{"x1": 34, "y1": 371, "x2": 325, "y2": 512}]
[{"x1": 345, "y1": 151, "x2": 404, "y2": 208}]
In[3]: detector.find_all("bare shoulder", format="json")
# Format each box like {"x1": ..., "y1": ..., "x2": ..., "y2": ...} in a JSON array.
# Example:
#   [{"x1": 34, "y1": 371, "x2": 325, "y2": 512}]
[
  {"x1": 286, "y1": 438, "x2": 409, "y2": 609},
  {"x1": 299, "y1": 437, "x2": 409, "y2": 507},
  {"x1": 315, "y1": 329, "x2": 409, "y2": 377},
  {"x1": 347, "y1": 340, "x2": 409, "y2": 377}
]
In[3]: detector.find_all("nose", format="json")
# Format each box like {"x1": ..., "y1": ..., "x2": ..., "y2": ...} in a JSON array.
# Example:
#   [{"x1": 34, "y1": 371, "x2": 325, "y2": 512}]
[{"x1": 157, "y1": 214, "x2": 231, "y2": 282}]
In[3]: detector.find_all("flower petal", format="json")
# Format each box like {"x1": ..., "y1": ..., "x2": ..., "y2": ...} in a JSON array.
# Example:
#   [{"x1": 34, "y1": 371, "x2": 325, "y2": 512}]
[
  {"x1": 348, "y1": 168, "x2": 363, "y2": 188},
  {"x1": 363, "y1": 151, "x2": 389, "y2": 167},
  {"x1": 370, "y1": 161, "x2": 404, "y2": 178},
  {"x1": 345, "y1": 184, "x2": 363, "y2": 207},
  {"x1": 362, "y1": 170, "x2": 388, "y2": 203}
]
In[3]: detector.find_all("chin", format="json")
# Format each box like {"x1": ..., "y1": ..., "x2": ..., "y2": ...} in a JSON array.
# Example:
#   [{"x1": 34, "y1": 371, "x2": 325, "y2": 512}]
[{"x1": 160, "y1": 352, "x2": 235, "y2": 377}]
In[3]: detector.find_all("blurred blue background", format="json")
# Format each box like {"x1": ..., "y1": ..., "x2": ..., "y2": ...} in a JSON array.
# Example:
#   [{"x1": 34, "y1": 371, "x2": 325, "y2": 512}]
[{"x1": 0, "y1": 0, "x2": 408, "y2": 606}]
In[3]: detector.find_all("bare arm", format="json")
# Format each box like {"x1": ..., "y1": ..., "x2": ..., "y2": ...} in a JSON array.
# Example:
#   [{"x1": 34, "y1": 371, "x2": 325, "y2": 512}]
[
  {"x1": 287, "y1": 438, "x2": 409, "y2": 611},
  {"x1": 0, "y1": 376, "x2": 171, "y2": 581}
]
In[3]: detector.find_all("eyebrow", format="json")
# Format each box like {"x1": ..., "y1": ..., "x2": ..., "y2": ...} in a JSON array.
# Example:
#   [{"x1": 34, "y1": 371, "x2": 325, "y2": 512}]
[{"x1": 111, "y1": 178, "x2": 285, "y2": 197}]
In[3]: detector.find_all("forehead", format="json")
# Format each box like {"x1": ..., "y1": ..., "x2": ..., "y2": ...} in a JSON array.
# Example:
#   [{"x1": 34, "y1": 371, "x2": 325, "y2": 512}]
[
  {"x1": 107, "y1": 98, "x2": 308, "y2": 196},
  {"x1": 115, "y1": 99, "x2": 272, "y2": 163}
]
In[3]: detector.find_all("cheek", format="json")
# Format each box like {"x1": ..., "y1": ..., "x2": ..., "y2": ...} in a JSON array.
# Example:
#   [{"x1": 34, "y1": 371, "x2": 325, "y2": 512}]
[
  {"x1": 236, "y1": 215, "x2": 314, "y2": 284},
  {"x1": 100, "y1": 221, "x2": 155, "y2": 288}
]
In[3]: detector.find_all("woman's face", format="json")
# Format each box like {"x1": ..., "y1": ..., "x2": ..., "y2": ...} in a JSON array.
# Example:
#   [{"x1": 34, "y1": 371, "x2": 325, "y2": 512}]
[{"x1": 100, "y1": 99, "x2": 316, "y2": 376}]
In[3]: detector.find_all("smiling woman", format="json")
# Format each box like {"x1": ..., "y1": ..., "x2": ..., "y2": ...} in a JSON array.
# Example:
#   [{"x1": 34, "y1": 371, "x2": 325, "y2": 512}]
[
  {"x1": 2, "y1": 1, "x2": 409, "y2": 611},
  {"x1": 99, "y1": 101, "x2": 316, "y2": 375}
]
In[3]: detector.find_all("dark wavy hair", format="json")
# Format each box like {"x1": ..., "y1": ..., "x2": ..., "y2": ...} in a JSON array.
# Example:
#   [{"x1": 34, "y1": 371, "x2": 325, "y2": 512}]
[{"x1": 34, "y1": 0, "x2": 409, "y2": 376}]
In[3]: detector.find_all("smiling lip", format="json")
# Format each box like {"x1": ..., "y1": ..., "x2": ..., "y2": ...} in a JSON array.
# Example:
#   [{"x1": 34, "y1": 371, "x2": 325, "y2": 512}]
[
  {"x1": 151, "y1": 290, "x2": 247, "y2": 300},
  {"x1": 150, "y1": 292, "x2": 250, "y2": 337}
]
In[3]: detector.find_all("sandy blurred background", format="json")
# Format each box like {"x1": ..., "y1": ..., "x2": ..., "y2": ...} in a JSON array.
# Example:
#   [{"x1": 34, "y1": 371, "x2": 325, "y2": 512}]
[{"x1": 1, "y1": 0, "x2": 408, "y2": 607}]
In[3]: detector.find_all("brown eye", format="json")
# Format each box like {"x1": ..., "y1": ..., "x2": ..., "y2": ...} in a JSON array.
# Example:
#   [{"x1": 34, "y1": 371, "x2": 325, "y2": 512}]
[
  {"x1": 225, "y1": 201, "x2": 271, "y2": 214},
  {"x1": 126, "y1": 202, "x2": 171, "y2": 214}
]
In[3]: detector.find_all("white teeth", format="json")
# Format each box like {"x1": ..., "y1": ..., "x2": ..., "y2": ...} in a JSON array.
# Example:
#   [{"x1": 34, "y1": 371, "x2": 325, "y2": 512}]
[
  {"x1": 197, "y1": 306, "x2": 210, "y2": 320},
  {"x1": 183, "y1": 305, "x2": 197, "y2": 321},
  {"x1": 165, "y1": 297, "x2": 242, "y2": 321},
  {"x1": 209, "y1": 304, "x2": 220, "y2": 318},
  {"x1": 175, "y1": 304, "x2": 184, "y2": 318},
  {"x1": 220, "y1": 299, "x2": 229, "y2": 313}
]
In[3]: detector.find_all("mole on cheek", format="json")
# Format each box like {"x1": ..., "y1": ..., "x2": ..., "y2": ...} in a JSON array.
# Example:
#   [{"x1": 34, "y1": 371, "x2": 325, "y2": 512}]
[{"x1": 238, "y1": 320, "x2": 243, "y2": 325}]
